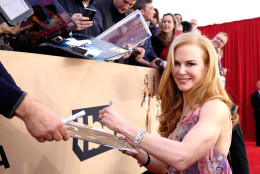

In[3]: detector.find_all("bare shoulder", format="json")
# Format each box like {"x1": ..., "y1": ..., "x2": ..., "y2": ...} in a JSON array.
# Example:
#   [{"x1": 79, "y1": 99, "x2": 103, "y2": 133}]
[
  {"x1": 200, "y1": 99, "x2": 230, "y2": 121},
  {"x1": 201, "y1": 99, "x2": 229, "y2": 110}
]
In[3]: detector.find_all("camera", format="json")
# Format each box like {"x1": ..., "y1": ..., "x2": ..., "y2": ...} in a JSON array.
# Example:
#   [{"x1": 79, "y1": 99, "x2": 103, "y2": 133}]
[{"x1": 155, "y1": 59, "x2": 167, "y2": 69}]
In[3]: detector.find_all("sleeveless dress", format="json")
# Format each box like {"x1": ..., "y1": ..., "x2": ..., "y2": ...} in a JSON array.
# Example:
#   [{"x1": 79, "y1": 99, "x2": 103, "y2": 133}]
[{"x1": 167, "y1": 108, "x2": 232, "y2": 174}]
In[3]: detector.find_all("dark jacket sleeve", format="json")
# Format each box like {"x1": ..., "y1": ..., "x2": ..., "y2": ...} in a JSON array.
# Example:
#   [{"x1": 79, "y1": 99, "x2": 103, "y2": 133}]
[
  {"x1": 229, "y1": 123, "x2": 249, "y2": 174},
  {"x1": 141, "y1": 38, "x2": 158, "y2": 62},
  {"x1": 251, "y1": 92, "x2": 260, "y2": 113},
  {"x1": 251, "y1": 93, "x2": 256, "y2": 109},
  {"x1": 0, "y1": 62, "x2": 26, "y2": 118}
]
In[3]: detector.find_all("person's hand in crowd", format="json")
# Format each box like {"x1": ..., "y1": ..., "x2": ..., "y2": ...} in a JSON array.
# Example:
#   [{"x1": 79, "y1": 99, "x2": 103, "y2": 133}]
[
  {"x1": 133, "y1": 51, "x2": 166, "y2": 68},
  {"x1": 51, "y1": 36, "x2": 64, "y2": 42},
  {"x1": 0, "y1": 22, "x2": 22, "y2": 35},
  {"x1": 71, "y1": 13, "x2": 93, "y2": 31},
  {"x1": 118, "y1": 44, "x2": 133, "y2": 61},
  {"x1": 38, "y1": 36, "x2": 63, "y2": 46},
  {"x1": 132, "y1": 47, "x2": 145, "y2": 59},
  {"x1": 14, "y1": 95, "x2": 69, "y2": 142}
]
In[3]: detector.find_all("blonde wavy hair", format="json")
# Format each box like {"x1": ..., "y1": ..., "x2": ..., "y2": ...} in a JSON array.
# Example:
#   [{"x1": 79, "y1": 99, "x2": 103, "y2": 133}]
[{"x1": 157, "y1": 33, "x2": 239, "y2": 138}]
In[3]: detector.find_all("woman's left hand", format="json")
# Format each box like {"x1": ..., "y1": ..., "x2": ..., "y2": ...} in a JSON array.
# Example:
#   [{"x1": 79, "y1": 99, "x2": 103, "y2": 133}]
[
  {"x1": 98, "y1": 106, "x2": 125, "y2": 133},
  {"x1": 119, "y1": 136, "x2": 139, "y2": 157}
]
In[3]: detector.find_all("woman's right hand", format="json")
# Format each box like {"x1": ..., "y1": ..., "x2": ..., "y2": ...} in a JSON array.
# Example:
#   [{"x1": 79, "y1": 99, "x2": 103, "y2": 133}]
[{"x1": 98, "y1": 106, "x2": 126, "y2": 133}]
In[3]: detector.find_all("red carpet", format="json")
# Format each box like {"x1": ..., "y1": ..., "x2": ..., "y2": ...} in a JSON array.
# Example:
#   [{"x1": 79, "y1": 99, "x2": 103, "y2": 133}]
[{"x1": 245, "y1": 141, "x2": 260, "y2": 173}]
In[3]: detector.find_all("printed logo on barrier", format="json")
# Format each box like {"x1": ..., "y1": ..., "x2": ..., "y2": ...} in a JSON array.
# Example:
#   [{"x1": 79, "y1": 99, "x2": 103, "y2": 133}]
[
  {"x1": 0, "y1": 145, "x2": 10, "y2": 169},
  {"x1": 72, "y1": 105, "x2": 116, "y2": 161}
]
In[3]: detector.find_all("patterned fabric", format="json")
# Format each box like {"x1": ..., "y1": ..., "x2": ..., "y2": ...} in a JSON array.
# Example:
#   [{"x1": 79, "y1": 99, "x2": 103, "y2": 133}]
[{"x1": 167, "y1": 108, "x2": 232, "y2": 174}]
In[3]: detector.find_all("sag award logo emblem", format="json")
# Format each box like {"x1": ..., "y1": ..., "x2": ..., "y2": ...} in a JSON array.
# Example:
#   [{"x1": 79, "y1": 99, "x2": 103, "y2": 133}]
[
  {"x1": 72, "y1": 75, "x2": 158, "y2": 161},
  {"x1": 72, "y1": 105, "x2": 117, "y2": 161}
]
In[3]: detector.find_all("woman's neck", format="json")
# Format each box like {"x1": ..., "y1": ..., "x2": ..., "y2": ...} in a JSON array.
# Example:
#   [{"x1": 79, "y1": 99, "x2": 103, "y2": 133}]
[
  {"x1": 182, "y1": 93, "x2": 200, "y2": 111},
  {"x1": 165, "y1": 32, "x2": 173, "y2": 43}
]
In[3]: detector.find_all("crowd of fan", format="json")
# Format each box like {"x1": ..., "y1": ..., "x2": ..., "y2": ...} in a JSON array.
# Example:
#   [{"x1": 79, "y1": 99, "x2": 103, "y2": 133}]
[
  {"x1": 0, "y1": 0, "x2": 227, "y2": 75},
  {"x1": 0, "y1": 0, "x2": 232, "y2": 91}
]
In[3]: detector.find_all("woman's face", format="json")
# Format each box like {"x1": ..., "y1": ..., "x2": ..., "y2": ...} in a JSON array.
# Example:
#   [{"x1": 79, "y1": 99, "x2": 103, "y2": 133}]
[
  {"x1": 211, "y1": 33, "x2": 227, "y2": 49},
  {"x1": 175, "y1": 14, "x2": 182, "y2": 24},
  {"x1": 172, "y1": 44, "x2": 207, "y2": 93},
  {"x1": 161, "y1": 15, "x2": 175, "y2": 34}
]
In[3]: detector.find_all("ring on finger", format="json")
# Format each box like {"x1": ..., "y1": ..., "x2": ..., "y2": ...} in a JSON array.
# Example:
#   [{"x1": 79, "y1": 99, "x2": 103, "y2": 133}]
[
  {"x1": 38, "y1": 137, "x2": 46, "y2": 142},
  {"x1": 98, "y1": 114, "x2": 103, "y2": 120},
  {"x1": 46, "y1": 136, "x2": 53, "y2": 141}
]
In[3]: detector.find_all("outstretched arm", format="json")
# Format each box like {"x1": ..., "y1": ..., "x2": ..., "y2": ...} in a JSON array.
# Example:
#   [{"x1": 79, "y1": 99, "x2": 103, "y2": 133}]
[
  {"x1": 0, "y1": 62, "x2": 69, "y2": 142},
  {"x1": 99, "y1": 99, "x2": 230, "y2": 171},
  {"x1": 15, "y1": 95, "x2": 69, "y2": 142}
]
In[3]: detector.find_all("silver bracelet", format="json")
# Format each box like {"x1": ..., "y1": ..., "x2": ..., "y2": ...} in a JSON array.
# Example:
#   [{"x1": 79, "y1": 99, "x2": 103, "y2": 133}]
[{"x1": 134, "y1": 130, "x2": 147, "y2": 148}]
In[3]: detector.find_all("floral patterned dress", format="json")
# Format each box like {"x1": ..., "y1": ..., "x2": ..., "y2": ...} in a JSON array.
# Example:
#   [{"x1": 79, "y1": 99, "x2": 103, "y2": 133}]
[{"x1": 167, "y1": 108, "x2": 232, "y2": 174}]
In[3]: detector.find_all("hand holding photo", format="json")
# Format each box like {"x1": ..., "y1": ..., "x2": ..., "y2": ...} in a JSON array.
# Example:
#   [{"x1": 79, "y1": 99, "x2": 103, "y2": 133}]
[
  {"x1": 45, "y1": 34, "x2": 131, "y2": 61},
  {"x1": 65, "y1": 121, "x2": 137, "y2": 153}
]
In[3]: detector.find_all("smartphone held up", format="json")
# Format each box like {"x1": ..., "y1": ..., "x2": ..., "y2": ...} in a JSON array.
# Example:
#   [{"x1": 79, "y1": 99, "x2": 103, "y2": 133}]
[{"x1": 83, "y1": 8, "x2": 96, "y2": 21}]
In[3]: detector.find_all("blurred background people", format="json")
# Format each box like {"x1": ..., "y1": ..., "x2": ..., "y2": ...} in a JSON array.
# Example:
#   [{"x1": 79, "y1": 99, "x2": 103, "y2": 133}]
[
  {"x1": 173, "y1": 13, "x2": 182, "y2": 37},
  {"x1": 190, "y1": 18, "x2": 201, "y2": 34},
  {"x1": 94, "y1": 0, "x2": 136, "y2": 31},
  {"x1": 251, "y1": 80, "x2": 260, "y2": 146},
  {"x1": 58, "y1": 0, "x2": 102, "y2": 37},
  {"x1": 127, "y1": 0, "x2": 165, "y2": 69},
  {"x1": 151, "y1": 13, "x2": 177, "y2": 61},
  {"x1": 150, "y1": 8, "x2": 160, "y2": 36},
  {"x1": 181, "y1": 21, "x2": 192, "y2": 33},
  {"x1": 211, "y1": 32, "x2": 228, "y2": 70}
]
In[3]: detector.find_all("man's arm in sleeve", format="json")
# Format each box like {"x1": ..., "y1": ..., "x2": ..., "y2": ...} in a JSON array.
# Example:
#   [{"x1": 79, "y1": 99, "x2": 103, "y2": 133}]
[{"x1": 0, "y1": 62, "x2": 26, "y2": 118}]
